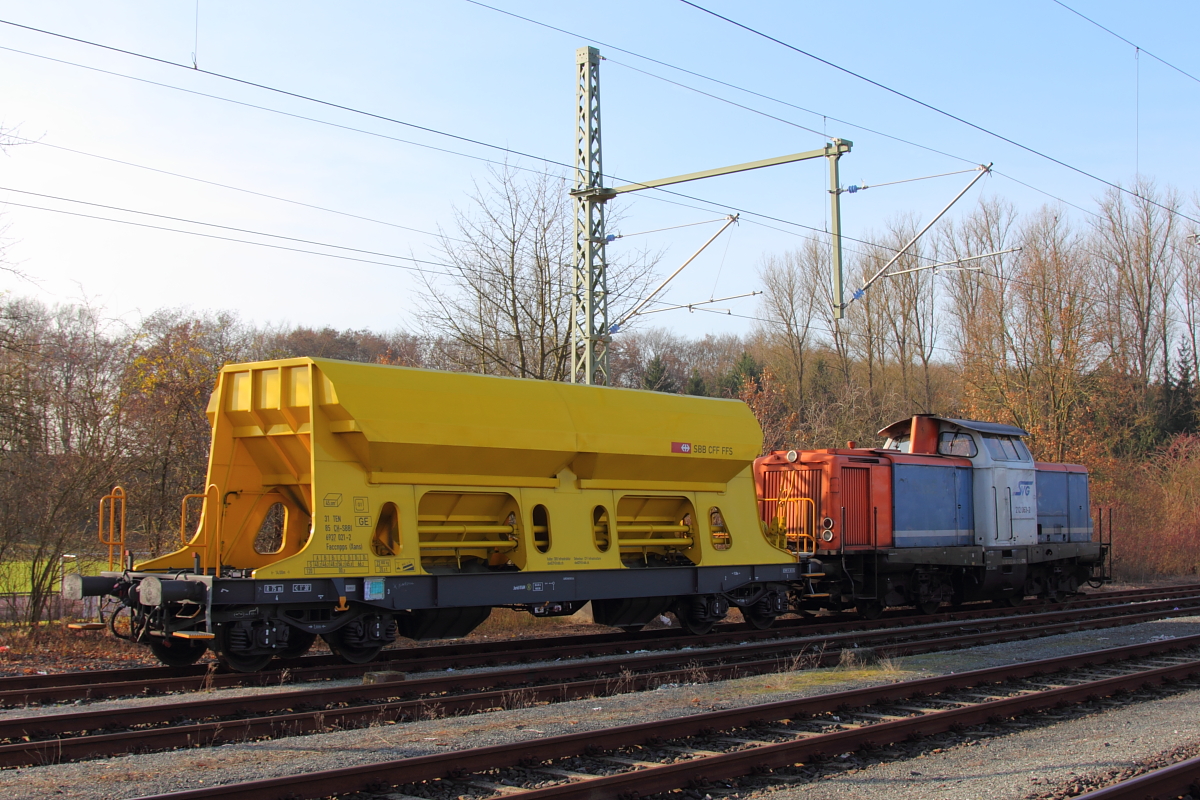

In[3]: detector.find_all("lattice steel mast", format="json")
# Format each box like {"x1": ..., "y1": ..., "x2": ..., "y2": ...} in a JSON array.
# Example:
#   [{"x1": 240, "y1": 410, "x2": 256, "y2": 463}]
[
  {"x1": 571, "y1": 46, "x2": 609, "y2": 385},
  {"x1": 570, "y1": 46, "x2": 854, "y2": 384}
]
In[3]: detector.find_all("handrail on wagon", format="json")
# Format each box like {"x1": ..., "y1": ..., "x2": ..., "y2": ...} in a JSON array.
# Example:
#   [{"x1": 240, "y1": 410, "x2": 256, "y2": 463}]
[
  {"x1": 98, "y1": 486, "x2": 127, "y2": 571},
  {"x1": 762, "y1": 495, "x2": 816, "y2": 559},
  {"x1": 180, "y1": 493, "x2": 208, "y2": 547}
]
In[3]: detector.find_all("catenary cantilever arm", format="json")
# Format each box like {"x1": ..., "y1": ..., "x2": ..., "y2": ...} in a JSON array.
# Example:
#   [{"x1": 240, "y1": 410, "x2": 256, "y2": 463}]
[{"x1": 845, "y1": 163, "x2": 992, "y2": 308}]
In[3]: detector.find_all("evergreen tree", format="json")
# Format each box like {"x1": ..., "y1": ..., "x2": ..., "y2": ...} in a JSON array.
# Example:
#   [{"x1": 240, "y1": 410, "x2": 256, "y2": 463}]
[
  {"x1": 685, "y1": 369, "x2": 707, "y2": 396},
  {"x1": 642, "y1": 355, "x2": 677, "y2": 393},
  {"x1": 718, "y1": 351, "x2": 761, "y2": 397}
]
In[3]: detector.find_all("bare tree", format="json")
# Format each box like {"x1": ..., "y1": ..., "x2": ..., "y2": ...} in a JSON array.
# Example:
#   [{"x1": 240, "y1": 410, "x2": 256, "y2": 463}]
[
  {"x1": 419, "y1": 165, "x2": 655, "y2": 381},
  {"x1": 843, "y1": 238, "x2": 891, "y2": 403},
  {"x1": 1091, "y1": 179, "x2": 1180, "y2": 390},
  {"x1": 938, "y1": 198, "x2": 1022, "y2": 419},
  {"x1": 1009, "y1": 209, "x2": 1096, "y2": 460},
  {"x1": 121, "y1": 309, "x2": 252, "y2": 557},
  {"x1": 0, "y1": 299, "x2": 127, "y2": 624},
  {"x1": 756, "y1": 240, "x2": 821, "y2": 409},
  {"x1": 1174, "y1": 213, "x2": 1200, "y2": 386}
]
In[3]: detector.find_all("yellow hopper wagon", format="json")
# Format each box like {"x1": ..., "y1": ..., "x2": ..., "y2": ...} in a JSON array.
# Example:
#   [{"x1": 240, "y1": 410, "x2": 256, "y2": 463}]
[{"x1": 66, "y1": 358, "x2": 802, "y2": 671}]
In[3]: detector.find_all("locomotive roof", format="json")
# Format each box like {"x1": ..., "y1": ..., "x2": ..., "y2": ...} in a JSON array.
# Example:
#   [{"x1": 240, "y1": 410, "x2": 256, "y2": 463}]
[{"x1": 877, "y1": 415, "x2": 1030, "y2": 439}]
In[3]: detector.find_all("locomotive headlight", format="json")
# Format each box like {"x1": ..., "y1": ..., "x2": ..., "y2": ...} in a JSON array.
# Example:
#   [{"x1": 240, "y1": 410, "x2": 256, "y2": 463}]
[
  {"x1": 822, "y1": 517, "x2": 834, "y2": 530},
  {"x1": 785, "y1": 450, "x2": 799, "y2": 463},
  {"x1": 821, "y1": 530, "x2": 834, "y2": 542}
]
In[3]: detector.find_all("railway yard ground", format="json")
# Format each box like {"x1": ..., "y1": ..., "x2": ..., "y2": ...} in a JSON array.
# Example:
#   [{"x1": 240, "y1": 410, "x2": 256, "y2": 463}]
[{"x1": 3, "y1": 589, "x2": 1200, "y2": 800}]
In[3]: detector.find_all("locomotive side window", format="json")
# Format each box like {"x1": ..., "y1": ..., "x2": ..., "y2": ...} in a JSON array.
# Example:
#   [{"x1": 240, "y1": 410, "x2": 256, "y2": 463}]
[
  {"x1": 709, "y1": 507, "x2": 731, "y2": 550},
  {"x1": 885, "y1": 435, "x2": 911, "y2": 453},
  {"x1": 592, "y1": 506, "x2": 611, "y2": 552},
  {"x1": 937, "y1": 432, "x2": 978, "y2": 457},
  {"x1": 532, "y1": 505, "x2": 551, "y2": 553},
  {"x1": 371, "y1": 502, "x2": 401, "y2": 556},
  {"x1": 253, "y1": 501, "x2": 287, "y2": 555},
  {"x1": 983, "y1": 435, "x2": 1027, "y2": 461}
]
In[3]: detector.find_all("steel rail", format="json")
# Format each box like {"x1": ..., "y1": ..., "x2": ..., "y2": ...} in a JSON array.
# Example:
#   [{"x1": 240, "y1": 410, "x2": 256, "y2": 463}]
[
  {"x1": 9, "y1": 585, "x2": 1198, "y2": 705},
  {"x1": 1074, "y1": 754, "x2": 1200, "y2": 799},
  {"x1": 121, "y1": 635, "x2": 1200, "y2": 800},
  {"x1": 14, "y1": 584, "x2": 1194, "y2": 694},
  {"x1": 5, "y1": 601, "x2": 1200, "y2": 767},
  {"x1": 9, "y1": 594, "x2": 1200, "y2": 714},
  {"x1": 8, "y1": 594, "x2": 1200, "y2": 727}
]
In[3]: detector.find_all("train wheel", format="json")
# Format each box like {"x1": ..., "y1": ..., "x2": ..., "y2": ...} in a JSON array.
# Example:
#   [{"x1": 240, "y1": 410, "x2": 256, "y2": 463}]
[
  {"x1": 917, "y1": 600, "x2": 942, "y2": 615},
  {"x1": 677, "y1": 616, "x2": 713, "y2": 636},
  {"x1": 1006, "y1": 595, "x2": 1027, "y2": 608},
  {"x1": 673, "y1": 597, "x2": 722, "y2": 636},
  {"x1": 742, "y1": 608, "x2": 776, "y2": 630},
  {"x1": 322, "y1": 630, "x2": 384, "y2": 665},
  {"x1": 212, "y1": 625, "x2": 273, "y2": 673},
  {"x1": 219, "y1": 651, "x2": 273, "y2": 673},
  {"x1": 739, "y1": 614, "x2": 777, "y2": 633},
  {"x1": 278, "y1": 629, "x2": 316, "y2": 661},
  {"x1": 148, "y1": 636, "x2": 208, "y2": 667},
  {"x1": 856, "y1": 601, "x2": 885, "y2": 620}
]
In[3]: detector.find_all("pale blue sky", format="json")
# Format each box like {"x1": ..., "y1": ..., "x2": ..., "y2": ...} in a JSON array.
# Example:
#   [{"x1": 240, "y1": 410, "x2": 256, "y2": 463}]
[{"x1": 0, "y1": 1, "x2": 1196, "y2": 338}]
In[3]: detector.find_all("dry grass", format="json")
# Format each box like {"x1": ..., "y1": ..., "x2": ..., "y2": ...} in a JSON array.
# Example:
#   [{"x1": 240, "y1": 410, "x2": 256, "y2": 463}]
[
  {"x1": 1095, "y1": 434, "x2": 1200, "y2": 581},
  {"x1": 0, "y1": 620, "x2": 162, "y2": 675},
  {"x1": 468, "y1": 604, "x2": 597, "y2": 639}
]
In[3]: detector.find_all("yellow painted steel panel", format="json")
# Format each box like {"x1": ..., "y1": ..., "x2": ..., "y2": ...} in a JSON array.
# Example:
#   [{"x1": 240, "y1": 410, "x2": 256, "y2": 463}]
[{"x1": 134, "y1": 357, "x2": 788, "y2": 578}]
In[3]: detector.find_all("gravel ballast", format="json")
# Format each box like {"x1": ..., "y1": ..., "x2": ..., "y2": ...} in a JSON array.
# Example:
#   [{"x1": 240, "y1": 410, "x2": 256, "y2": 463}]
[{"x1": 3, "y1": 615, "x2": 1200, "y2": 800}]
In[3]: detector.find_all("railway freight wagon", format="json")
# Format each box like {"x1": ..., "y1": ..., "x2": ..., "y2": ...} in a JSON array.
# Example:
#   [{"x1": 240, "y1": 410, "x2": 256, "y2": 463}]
[
  {"x1": 754, "y1": 414, "x2": 1106, "y2": 618},
  {"x1": 65, "y1": 358, "x2": 810, "y2": 670},
  {"x1": 65, "y1": 360, "x2": 1107, "y2": 671}
]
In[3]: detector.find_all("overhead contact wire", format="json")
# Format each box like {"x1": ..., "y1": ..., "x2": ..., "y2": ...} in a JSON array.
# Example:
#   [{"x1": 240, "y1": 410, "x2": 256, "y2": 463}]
[
  {"x1": 0, "y1": 18, "x2": 567, "y2": 171},
  {"x1": 4, "y1": 13, "x2": 1172, "y2": 287},
  {"x1": 676, "y1": 0, "x2": 1200, "y2": 225},
  {"x1": 9, "y1": 135, "x2": 471, "y2": 244},
  {"x1": 462, "y1": 0, "x2": 978, "y2": 166},
  {"x1": 461, "y1": 2, "x2": 1172, "y2": 237},
  {"x1": 1049, "y1": 0, "x2": 1200, "y2": 86}
]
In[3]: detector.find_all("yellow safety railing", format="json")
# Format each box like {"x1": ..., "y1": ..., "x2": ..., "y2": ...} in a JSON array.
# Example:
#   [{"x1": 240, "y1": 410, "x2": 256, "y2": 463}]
[
  {"x1": 98, "y1": 486, "x2": 127, "y2": 571},
  {"x1": 416, "y1": 523, "x2": 519, "y2": 552},
  {"x1": 612, "y1": 517, "x2": 694, "y2": 550},
  {"x1": 762, "y1": 495, "x2": 816, "y2": 559}
]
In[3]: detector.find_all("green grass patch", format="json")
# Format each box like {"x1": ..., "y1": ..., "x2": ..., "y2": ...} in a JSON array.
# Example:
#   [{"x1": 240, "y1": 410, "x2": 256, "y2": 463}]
[{"x1": 0, "y1": 559, "x2": 105, "y2": 594}]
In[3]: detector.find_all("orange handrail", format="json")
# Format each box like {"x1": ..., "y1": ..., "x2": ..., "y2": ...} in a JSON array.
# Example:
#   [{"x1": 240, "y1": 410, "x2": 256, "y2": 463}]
[
  {"x1": 98, "y1": 486, "x2": 127, "y2": 571},
  {"x1": 180, "y1": 493, "x2": 208, "y2": 546},
  {"x1": 762, "y1": 495, "x2": 816, "y2": 559}
]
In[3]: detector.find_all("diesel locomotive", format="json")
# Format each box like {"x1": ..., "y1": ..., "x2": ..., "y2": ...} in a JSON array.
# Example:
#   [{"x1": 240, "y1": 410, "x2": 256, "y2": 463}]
[{"x1": 64, "y1": 358, "x2": 1107, "y2": 670}]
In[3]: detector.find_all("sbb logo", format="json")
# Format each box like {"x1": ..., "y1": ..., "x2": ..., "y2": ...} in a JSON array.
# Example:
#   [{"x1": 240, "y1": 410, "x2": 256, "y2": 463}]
[{"x1": 671, "y1": 442, "x2": 692, "y2": 454}]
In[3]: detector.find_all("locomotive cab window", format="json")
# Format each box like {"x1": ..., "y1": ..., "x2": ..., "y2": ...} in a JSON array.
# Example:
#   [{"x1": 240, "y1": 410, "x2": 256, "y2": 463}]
[
  {"x1": 983, "y1": 435, "x2": 1028, "y2": 461},
  {"x1": 937, "y1": 432, "x2": 978, "y2": 457},
  {"x1": 885, "y1": 435, "x2": 911, "y2": 453}
]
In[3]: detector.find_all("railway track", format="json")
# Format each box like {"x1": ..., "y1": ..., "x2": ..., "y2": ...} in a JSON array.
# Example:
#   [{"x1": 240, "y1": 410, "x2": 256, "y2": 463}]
[
  {"x1": 115, "y1": 634, "x2": 1200, "y2": 800},
  {"x1": 4, "y1": 591, "x2": 1199, "y2": 767},
  {"x1": 6, "y1": 583, "x2": 1197, "y2": 706},
  {"x1": 1074, "y1": 754, "x2": 1200, "y2": 799}
]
